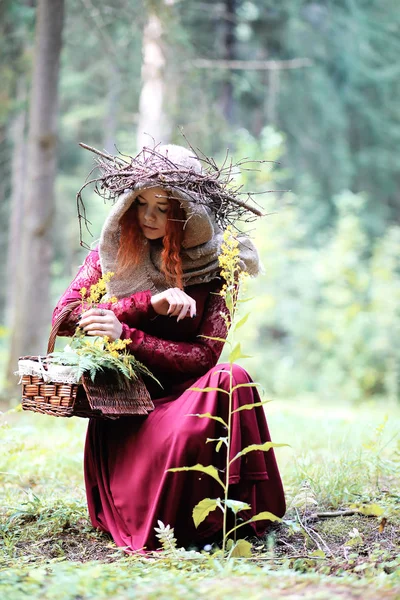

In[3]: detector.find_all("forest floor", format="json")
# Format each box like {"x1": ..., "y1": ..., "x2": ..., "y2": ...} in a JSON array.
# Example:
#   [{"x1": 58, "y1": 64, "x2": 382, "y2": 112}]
[{"x1": 0, "y1": 397, "x2": 399, "y2": 599}]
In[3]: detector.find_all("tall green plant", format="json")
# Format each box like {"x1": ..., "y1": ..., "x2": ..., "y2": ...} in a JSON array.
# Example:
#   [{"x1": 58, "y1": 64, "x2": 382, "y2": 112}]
[{"x1": 168, "y1": 226, "x2": 287, "y2": 557}]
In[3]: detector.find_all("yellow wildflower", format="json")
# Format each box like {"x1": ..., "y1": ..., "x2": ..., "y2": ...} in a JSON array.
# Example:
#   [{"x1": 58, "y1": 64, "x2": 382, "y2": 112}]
[
  {"x1": 102, "y1": 271, "x2": 115, "y2": 284},
  {"x1": 88, "y1": 283, "x2": 101, "y2": 304},
  {"x1": 218, "y1": 225, "x2": 249, "y2": 315}
]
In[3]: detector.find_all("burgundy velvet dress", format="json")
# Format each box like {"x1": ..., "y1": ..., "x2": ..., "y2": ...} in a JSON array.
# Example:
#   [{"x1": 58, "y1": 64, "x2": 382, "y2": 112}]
[{"x1": 53, "y1": 249, "x2": 286, "y2": 552}]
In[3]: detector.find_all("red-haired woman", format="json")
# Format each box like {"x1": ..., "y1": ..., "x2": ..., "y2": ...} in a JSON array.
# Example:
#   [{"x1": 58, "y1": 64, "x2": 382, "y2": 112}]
[{"x1": 53, "y1": 145, "x2": 285, "y2": 553}]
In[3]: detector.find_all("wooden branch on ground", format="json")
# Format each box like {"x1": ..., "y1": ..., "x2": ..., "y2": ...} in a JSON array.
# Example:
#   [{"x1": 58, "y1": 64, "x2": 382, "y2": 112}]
[{"x1": 310, "y1": 510, "x2": 358, "y2": 519}]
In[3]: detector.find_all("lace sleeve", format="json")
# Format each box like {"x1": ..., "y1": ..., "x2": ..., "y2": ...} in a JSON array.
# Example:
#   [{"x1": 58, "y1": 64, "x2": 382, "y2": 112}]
[
  {"x1": 52, "y1": 249, "x2": 155, "y2": 335},
  {"x1": 120, "y1": 287, "x2": 228, "y2": 378}
]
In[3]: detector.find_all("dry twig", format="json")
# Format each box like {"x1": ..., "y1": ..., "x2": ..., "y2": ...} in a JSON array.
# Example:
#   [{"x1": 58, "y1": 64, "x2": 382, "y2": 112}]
[{"x1": 295, "y1": 508, "x2": 333, "y2": 557}]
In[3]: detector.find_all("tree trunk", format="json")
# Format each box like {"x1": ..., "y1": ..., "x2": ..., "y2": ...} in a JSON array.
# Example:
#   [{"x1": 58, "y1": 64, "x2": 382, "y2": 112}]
[
  {"x1": 5, "y1": 77, "x2": 27, "y2": 330},
  {"x1": 265, "y1": 67, "x2": 280, "y2": 125},
  {"x1": 219, "y1": 0, "x2": 236, "y2": 123},
  {"x1": 6, "y1": 0, "x2": 64, "y2": 389},
  {"x1": 103, "y1": 62, "x2": 121, "y2": 154},
  {"x1": 136, "y1": 7, "x2": 170, "y2": 150}
]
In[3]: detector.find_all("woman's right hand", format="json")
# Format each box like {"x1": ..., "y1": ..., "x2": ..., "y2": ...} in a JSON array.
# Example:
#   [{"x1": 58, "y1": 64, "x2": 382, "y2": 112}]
[{"x1": 150, "y1": 288, "x2": 196, "y2": 322}]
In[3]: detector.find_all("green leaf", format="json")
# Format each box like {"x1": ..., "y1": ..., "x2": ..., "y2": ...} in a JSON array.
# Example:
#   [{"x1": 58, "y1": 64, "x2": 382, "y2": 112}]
[
  {"x1": 198, "y1": 335, "x2": 228, "y2": 344},
  {"x1": 189, "y1": 387, "x2": 229, "y2": 395},
  {"x1": 238, "y1": 296, "x2": 255, "y2": 303},
  {"x1": 310, "y1": 550, "x2": 326, "y2": 558},
  {"x1": 229, "y1": 343, "x2": 252, "y2": 363},
  {"x1": 227, "y1": 511, "x2": 281, "y2": 537},
  {"x1": 232, "y1": 399, "x2": 271, "y2": 414},
  {"x1": 187, "y1": 412, "x2": 228, "y2": 428},
  {"x1": 168, "y1": 464, "x2": 226, "y2": 491},
  {"x1": 225, "y1": 291, "x2": 234, "y2": 313},
  {"x1": 224, "y1": 499, "x2": 251, "y2": 515},
  {"x1": 206, "y1": 437, "x2": 228, "y2": 452},
  {"x1": 350, "y1": 503, "x2": 385, "y2": 517},
  {"x1": 229, "y1": 539, "x2": 252, "y2": 558},
  {"x1": 233, "y1": 312, "x2": 250, "y2": 332},
  {"x1": 226, "y1": 538, "x2": 234, "y2": 551},
  {"x1": 344, "y1": 537, "x2": 363, "y2": 547},
  {"x1": 229, "y1": 442, "x2": 289, "y2": 465},
  {"x1": 247, "y1": 511, "x2": 281, "y2": 524},
  {"x1": 192, "y1": 498, "x2": 220, "y2": 528},
  {"x1": 231, "y1": 382, "x2": 262, "y2": 392},
  {"x1": 216, "y1": 439, "x2": 226, "y2": 452}
]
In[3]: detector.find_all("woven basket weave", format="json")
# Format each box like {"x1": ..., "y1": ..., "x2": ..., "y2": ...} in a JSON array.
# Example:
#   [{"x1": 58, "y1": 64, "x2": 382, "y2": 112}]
[{"x1": 19, "y1": 301, "x2": 155, "y2": 418}]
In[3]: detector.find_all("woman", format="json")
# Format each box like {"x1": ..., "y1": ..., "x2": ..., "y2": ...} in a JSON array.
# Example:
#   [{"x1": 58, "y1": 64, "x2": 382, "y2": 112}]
[{"x1": 53, "y1": 144, "x2": 285, "y2": 552}]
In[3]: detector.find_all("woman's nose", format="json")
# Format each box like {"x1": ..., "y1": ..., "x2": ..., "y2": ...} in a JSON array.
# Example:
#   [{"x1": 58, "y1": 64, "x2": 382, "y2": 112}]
[{"x1": 145, "y1": 206, "x2": 156, "y2": 221}]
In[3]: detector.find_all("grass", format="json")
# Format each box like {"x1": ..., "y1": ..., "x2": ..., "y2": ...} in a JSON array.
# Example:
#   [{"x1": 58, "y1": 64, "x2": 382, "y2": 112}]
[{"x1": 0, "y1": 398, "x2": 399, "y2": 599}]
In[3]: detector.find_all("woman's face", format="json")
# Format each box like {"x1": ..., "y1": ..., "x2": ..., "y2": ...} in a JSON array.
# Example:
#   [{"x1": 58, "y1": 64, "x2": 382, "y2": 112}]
[{"x1": 136, "y1": 187, "x2": 169, "y2": 240}]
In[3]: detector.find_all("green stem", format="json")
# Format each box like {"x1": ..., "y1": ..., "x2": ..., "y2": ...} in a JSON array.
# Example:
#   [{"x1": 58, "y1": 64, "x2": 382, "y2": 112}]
[{"x1": 222, "y1": 362, "x2": 234, "y2": 555}]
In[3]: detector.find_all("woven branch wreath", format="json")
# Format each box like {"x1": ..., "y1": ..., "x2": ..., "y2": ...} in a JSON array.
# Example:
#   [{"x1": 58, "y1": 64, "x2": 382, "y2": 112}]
[{"x1": 76, "y1": 139, "x2": 274, "y2": 247}]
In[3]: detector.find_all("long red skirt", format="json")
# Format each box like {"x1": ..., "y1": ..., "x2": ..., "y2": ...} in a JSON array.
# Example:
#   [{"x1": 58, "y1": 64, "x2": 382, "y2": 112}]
[{"x1": 84, "y1": 363, "x2": 286, "y2": 552}]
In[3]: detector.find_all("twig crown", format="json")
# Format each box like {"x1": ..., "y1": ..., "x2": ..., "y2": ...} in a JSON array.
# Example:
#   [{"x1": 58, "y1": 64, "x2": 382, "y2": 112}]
[{"x1": 76, "y1": 141, "x2": 271, "y2": 247}]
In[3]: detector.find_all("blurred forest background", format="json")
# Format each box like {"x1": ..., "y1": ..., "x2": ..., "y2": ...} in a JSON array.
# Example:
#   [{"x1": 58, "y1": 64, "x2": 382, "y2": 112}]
[{"x1": 1, "y1": 0, "x2": 400, "y2": 404}]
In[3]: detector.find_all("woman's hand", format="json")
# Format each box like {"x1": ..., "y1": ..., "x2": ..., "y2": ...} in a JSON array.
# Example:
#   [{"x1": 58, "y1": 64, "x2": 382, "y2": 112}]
[
  {"x1": 78, "y1": 308, "x2": 123, "y2": 341},
  {"x1": 151, "y1": 288, "x2": 196, "y2": 322}
]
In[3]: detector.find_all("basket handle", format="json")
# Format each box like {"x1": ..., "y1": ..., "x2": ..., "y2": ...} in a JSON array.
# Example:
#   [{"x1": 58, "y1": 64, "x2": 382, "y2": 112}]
[{"x1": 47, "y1": 300, "x2": 82, "y2": 354}]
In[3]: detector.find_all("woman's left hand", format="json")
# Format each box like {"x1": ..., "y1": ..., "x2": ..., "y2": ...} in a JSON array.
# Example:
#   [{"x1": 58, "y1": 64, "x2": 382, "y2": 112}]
[{"x1": 78, "y1": 308, "x2": 123, "y2": 341}]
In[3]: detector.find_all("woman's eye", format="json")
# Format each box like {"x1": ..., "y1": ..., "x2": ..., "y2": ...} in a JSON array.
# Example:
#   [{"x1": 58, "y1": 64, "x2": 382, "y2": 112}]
[
  {"x1": 137, "y1": 200, "x2": 146, "y2": 207},
  {"x1": 159, "y1": 208, "x2": 168, "y2": 214}
]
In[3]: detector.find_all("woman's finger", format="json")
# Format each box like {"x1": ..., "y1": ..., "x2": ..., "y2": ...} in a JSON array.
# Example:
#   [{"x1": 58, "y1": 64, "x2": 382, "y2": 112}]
[
  {"x1": 79, "y1": 312, "x2": 110, "y2": 328},
  {"x1": 81, "y1": 307, "x2": 107, "y2": 318},
  {"x1": 81, "y1": 321, "x2": 106, "y2": 332},
  {"x1": 177, "y1": 296, "x2": 191, "y2": 321},
  {"x1": 85, "y1": 329, "x2": 108, "y2": 337},
  {"x1": 172, "y1": 290, "x2": 189, "y2": 319},
  {"x1": 179, "y1": 290, "x2": 196, "y2": 319},
  {"x1": 167, "y1": 289, "x2": 183, "y2": 316},
  {"x1": 79, "y1": 308, "x2": 122, "y2": 341},
  {"x1": 189, "y1": 297, "x2": 196, "y2": 318},
  {"x1": 166, "y1": 288, "x2": 196, "y2": 320}
]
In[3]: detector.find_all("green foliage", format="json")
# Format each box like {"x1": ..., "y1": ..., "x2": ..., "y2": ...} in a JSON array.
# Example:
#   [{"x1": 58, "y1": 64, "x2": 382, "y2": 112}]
[
  {"x1": 0, "y1": 404, "x2": 399, "y2": 597},
  {"x1": 241, "y1": 185, "x2": 400, "y2": 403},
  {"x1": 1, "y1": 0, "x2": 400, "y2": 407},
  {"x1": 153, "y1": 521, "x2": 179, "y2": 557},
  {"x1": 48, "y1": 340, "x2": 156, "y2": 385}
]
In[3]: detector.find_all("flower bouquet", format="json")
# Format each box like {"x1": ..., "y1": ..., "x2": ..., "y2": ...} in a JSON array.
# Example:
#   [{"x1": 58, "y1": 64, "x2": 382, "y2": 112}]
[{"x1": 18, "y1": 273, "x2": 157, "y2": 418}]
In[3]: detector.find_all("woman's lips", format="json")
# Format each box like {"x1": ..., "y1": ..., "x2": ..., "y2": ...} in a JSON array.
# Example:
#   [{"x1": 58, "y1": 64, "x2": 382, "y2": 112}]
[{"x1": 143, "y1": 225, "x2": 158, "y2": 230}]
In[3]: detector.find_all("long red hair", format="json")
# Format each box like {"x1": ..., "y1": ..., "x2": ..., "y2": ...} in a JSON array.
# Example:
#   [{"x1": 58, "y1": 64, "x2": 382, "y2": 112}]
[{"x1": 116, "y1": 194, "x2": 186, "y2": 288}]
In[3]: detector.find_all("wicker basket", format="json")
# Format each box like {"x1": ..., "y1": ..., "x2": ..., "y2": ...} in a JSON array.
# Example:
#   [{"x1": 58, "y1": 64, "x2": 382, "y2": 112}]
[{"x1": 19, "y1": 301, "x2": 155, "y2": 418}]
